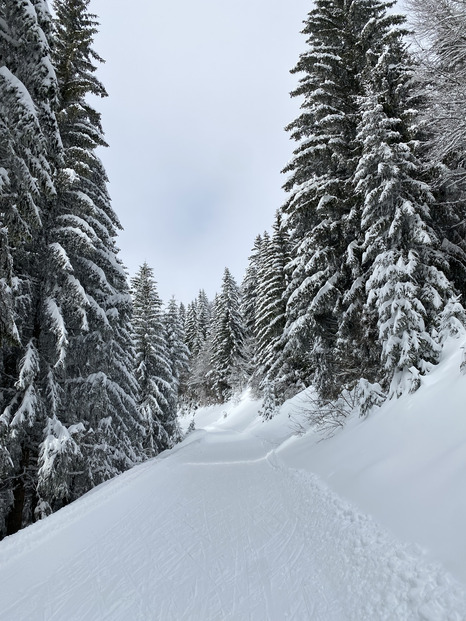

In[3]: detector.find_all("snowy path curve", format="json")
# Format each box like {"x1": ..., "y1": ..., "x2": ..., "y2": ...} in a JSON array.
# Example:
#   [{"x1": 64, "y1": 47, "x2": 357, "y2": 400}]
[{"x1": 1, "y1": 424, "x2": 466, "y2": 620}]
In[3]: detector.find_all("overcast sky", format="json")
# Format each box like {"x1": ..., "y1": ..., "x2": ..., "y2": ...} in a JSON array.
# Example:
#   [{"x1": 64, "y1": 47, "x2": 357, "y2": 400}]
[{"x1": 88, "y1": 0, "x2": 316, "y2": 303}]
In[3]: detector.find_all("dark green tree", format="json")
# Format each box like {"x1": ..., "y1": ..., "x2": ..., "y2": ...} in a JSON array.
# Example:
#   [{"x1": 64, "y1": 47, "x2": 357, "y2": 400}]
[
  {"x1": 209, "y1": 269, "x2": 247, "y2": 402},
  {"x1": 278, "y1": 0, "x2": 409, "y2": 400},
  {"x1": 0, "y1": 0, "x2": 63, "y2": 535},
  {"x1": 132, "y1": 264, "x2": 179, "y2": 456}
]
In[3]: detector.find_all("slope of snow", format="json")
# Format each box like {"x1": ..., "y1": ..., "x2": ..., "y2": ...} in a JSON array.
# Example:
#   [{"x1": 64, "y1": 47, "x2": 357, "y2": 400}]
[
  {"x1": 1, "y1": 343, "x2": 466, "y2": 619},
  {"x1": 276, "y1": 338, "x2": 466, "y2": 585}
]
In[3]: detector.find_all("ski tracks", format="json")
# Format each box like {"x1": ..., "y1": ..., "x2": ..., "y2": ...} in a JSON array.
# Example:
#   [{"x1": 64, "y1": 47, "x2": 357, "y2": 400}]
[{"x1": 1, "y1": 430, "x2": 466, "y2": 620}]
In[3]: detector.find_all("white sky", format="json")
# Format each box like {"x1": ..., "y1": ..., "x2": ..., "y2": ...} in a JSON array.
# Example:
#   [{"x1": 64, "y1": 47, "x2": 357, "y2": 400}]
[{"x1": 89, "y1": 0, "x2": 310, "y2": 304}]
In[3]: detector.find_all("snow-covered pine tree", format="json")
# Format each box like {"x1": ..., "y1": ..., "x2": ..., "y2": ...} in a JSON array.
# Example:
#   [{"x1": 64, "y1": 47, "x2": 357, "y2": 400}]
[
  {"x1": 164, "y1": 297, "x2": 190, "y2": 408},
  {"x1": 0, "y1": 0, "x2": 64, "y2": 535},
  {"x1": 254, "y1": 212, "x2": 290, "y2": 396},
  {"x1": 132, "y1": 263, "x2": 180, "y2": 456},
  {"x1": 355, "y1": 32, "x2": 461, "y2": 397},
  {"x1": 178, "y1": 302, "x2": 187, "y2": 330},
  {"x1": 259, "y1": 379, "x2": 280, "y2": 421},
  {"x1": 183, "y1": 290, "x2": 215, "y2": 406},
  {"x1": 185, "y1": 300, "x2": 199, "y2": 357},
  {"x1": 209, "y1": 268, "x2": 247, "y2": 402},
  {"x1": 241, "y1": 234, "x2": 263, "y2": 337},
  {"x1": 34, "y1": 0, "x2": 144, "y2": 512},
  {"x1": 406, "y1": 0, "x2": 466, "y2": 301},
  {"x1": 187, "y1": 294, "x2": 217, "y2": 406},
  {"x1": 195, "y1": 289, "x2": 211, "y2": 353},
  {"x1": 278, "y1": 0, "x2": 408, "y2": 400},
  {"x1": 240, "y1": 234, "x2": 263, "y2": 394}
]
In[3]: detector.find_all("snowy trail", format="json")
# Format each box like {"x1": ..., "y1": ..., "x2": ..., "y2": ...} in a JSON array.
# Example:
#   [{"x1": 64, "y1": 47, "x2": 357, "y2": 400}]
[{"x1": 1, "y1": 419, "x2": 466, "y2": 619}]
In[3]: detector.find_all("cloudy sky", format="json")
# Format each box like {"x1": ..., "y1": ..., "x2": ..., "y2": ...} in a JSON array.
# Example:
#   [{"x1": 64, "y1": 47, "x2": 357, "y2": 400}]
[{"x1": 90, "y1": 0, "x2": 311, "y2": 303}]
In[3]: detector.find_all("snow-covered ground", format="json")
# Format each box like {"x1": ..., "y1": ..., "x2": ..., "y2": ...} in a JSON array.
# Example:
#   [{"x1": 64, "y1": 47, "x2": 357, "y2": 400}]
[{"x1": 2, "y1": 340, "x2": 466, "y2": 620}]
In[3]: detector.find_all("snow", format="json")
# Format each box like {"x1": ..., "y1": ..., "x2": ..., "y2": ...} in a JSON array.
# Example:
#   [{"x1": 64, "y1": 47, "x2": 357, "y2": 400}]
[
  {"x1": 277, "y1": 338, "x2": 466, "y2": 585},
  {"x1": 2, "y1": 343, "x2": 466, "y2": 619}
]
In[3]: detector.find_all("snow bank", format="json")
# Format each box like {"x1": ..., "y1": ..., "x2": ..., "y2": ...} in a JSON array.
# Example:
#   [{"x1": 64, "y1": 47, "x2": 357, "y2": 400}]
[{"x1": 183, "y1": 339, "x2": 466, "y2": 585}]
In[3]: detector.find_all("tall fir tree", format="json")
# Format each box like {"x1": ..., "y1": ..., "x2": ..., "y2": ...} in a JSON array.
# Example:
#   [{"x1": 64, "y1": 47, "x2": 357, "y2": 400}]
[
  {"x1": 240, "y1": 234, "x2": 263, "y2": 394},
  {"x1": 0, "y1": 0, "x2": 64, "y2": 535},
  {"x1": 254, "y1": 212, "x2": 290, "y2": 396},
  {"x1": 277, "y1": 0, "x2": 411, "y2": 400},
  {"x1": 164, "y1": 297, "x2": 190, "y2": 407},
  {"x1": 36, "y1": 0, "x2": 143, "y2": 514},
  {"x1": 209, "y1": 268, "x2": 247, "y2": 402},
  {"x1": 185, "y1": 300, "x2": 199, "y2": 357},
  {"x1": 132, "y1": 263, "x2": 179, "y2": 456},
  {"x1": 241, "y1": 234, "x2": 263, "y2": 338},
  {"x1": 0, "y1": 0, "x2": 143, "y2": 535},
  {"x1": 354, "y1": 35, "x2": 460, "y2": 396}
]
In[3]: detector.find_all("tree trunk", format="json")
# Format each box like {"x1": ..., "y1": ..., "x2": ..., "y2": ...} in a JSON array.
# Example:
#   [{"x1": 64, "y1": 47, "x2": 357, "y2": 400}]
[{"x1": 5, "y1": 447, "x2": 29, "y2": 536}]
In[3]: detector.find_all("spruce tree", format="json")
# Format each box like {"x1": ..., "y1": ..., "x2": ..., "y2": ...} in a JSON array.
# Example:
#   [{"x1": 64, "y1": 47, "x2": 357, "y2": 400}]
[
  {"x1": 187, "y1": 295, "x2": 217, "y2": 406},
  {"x1": 278, "y1": 0, "x2": 409, "y2": 400},
  {"x1": 241, "y1": 234, "x2": 263, "y2": 338},
  {"x1": 254, "y1": 212, "x2": 290, "y2": 395},
  {"x1": 132, "y1": 264, "x2": 179, "y2": 456},
  {"x1": 354, "y1": 35, "x2": 460, "y2": 396},
  {"x1": 35, "y1": 0, "x2": 143, "y2": 511},
  {"x1": 164, "y1": 297, "x2": 190, "y2": 407},
  {"x1": 0, "y1": 0, "x2": 64, "y2": 535},
  {"x1": 240, "y1": 235, "x2": 263, "y2": 394},
  {"x1": 209, "y1": 269, "x2": 247, "y2": 402},
  {"x1": 0, "y1": 0, "x2": 143, "y2": 533},
  {"x1": 185, "y1": 300, "x2": 199, "y2": 357}
]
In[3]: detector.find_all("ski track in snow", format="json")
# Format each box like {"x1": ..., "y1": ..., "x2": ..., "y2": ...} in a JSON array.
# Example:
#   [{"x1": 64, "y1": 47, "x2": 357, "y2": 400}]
[{"x1": 1, "y1": 426, "x2": 466, "y2": 620}]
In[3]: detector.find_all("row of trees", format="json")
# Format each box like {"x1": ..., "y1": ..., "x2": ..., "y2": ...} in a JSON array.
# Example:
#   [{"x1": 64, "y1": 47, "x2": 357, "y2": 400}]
[
  {"x1": 174, "y1": 0, "x2": 466, "y2": 423},
  {"x1": 2, "y1": 0, "x2": 466, "y2": 535},
  {"x1": 0, "y1": 1, "x2": 183, "y2": 538}
]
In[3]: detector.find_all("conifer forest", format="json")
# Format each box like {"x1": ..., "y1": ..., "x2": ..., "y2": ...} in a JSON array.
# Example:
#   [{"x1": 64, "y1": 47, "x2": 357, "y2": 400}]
[{"x1": 2, "y1": 0, "x2": 466, "y2": 541}]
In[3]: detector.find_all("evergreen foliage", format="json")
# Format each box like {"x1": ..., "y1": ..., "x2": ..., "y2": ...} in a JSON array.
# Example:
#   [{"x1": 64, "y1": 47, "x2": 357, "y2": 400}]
[
  {"x1": 209, "y1": 269, "x2": 247, "y2": 402},
  {"x1": 254, "y1": 212, "x2": 290, "y2": 395},
  {"x1": 406, "y1": 0, "x2": 466, "y2": 300},
  {"x1": 186, "y1": 294, "x2": 217, "y2": 406},
  {"x1": 355, "y1": 26, "x2": 461, "y2": 396},
  {"x1": 0, "y1": 0, "x2": 64, "y2": 535},
  {"x1": 278, "y1": 0, "x2": 408, "y2": 400},
  {"x1": 38, "y1": 0, "x2": 143, "y2": 508},
  {"x1": 0, "y1": 0, "x2": 143, "y2": 536},
  {"x1": 2, "y1": 0, "x2": 466, "y2": 537},
  {"x1": 132, "y1": 263, "x2": 180, "y2": 456},
  {"x1": 164, "y1": 297, "x2": 190, "y2": 406}
]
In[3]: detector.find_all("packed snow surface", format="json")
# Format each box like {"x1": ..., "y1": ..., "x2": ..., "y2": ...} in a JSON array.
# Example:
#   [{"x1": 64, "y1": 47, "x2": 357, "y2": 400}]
[{"x1": 2, "y1": 341, "x2": 466, "y2": 620}]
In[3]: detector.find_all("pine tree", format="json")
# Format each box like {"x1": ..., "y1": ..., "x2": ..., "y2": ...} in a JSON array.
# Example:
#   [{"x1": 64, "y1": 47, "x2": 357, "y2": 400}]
[
  {"x1": 406, "y1": 0, "x2": 466, "y2": 300},
  {"x1": 164, "y1": 297, "x2": 190, "y2": 407},
  {"x1": 0, "y1": 0, "x2": 143, "y2": 534},
  {"x1": 35, "y1": 0, "x2": 143, "y2": 511},
  {"x1": 185, "y1": 300, "x2": 199, "y2": 356},
  {"x1": 187, "y1": 295, "x2": 217, "y2": 406},
  {"x1": 0, "y1": 0, "x2": 64, "y2": 535},
  {"x1": 178, "y1": 302, "x2": 187, "y2": 330},
  {"x1": 240, "y1": 235, "x2": 263, "y2": 394},
  {"x1": 254, "y1": 212, "x2": 290, "y2": 395},
  {"x1": 259, "y1": 379, "x2": 279, "y2": 421},
  {"x1": 278, "y1": 0, "x2": 409, "y2": 399},
  {"x1": 241, "y1": 234, "x2": 263, "y2": 337},
  {"x1": 209, "y1": 269, "x2": 247, "y2": 402},
  {"x1": 132, "y1": 264, "x2": 179, "y2": 456},
  {"x1": 354, "y1": 33, "x2": 459, "y2": 396}
]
